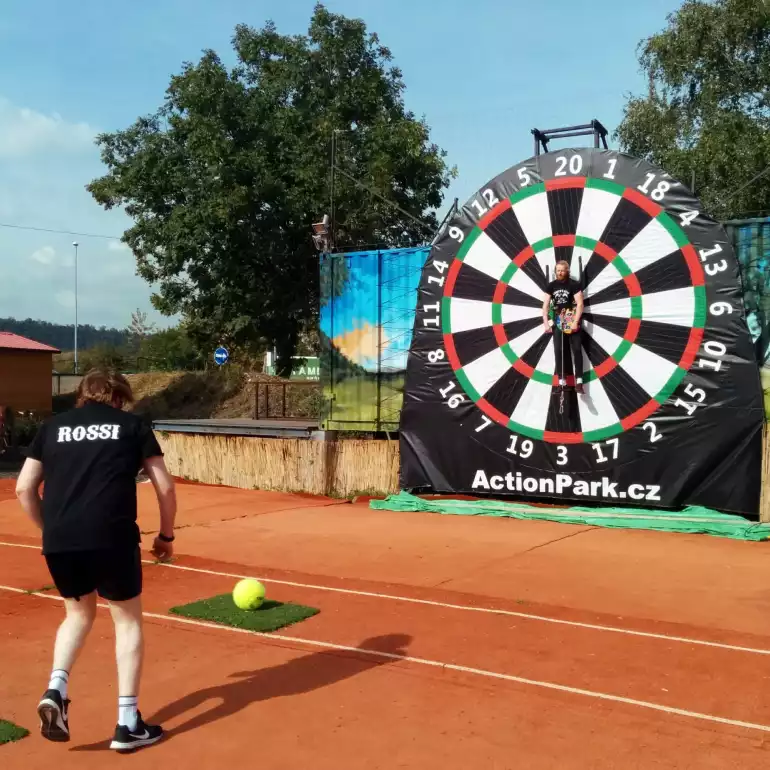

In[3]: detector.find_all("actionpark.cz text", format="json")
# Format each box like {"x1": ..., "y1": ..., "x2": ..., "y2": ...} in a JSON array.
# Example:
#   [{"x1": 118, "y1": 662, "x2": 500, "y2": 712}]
[{"x1": 471, "y1": 470, "x2": 661, "y2": 502}]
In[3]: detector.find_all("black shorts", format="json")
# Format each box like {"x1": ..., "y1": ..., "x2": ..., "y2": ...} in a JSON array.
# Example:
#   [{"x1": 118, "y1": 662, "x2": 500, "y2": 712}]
[{"x1": 45, "y1": 546, "x2": 143, "y2": 602}]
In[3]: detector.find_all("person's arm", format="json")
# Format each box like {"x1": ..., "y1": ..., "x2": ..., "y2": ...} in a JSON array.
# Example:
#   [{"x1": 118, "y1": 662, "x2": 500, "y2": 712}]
[
  {"x1": 574, "y1": 290, "x2": 584, "y2": 327},
  {"x1": 542, "y1": 291, "x2": 552, "y2": 333},
  {"x1": 142, "y1": 455, "x2": 177, "y2": 561},
  {"x1": 15, "y1": 458, "x2": 45, "y2": 531}
]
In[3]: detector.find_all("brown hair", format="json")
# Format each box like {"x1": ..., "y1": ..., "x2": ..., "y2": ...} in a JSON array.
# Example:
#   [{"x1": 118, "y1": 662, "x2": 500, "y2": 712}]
[
  {"x1": 555, "y1": 260, "x2": 570, "y2": 271},
  {"x1": 75, "y1": 369, "x2": 135, "y2": 409}
]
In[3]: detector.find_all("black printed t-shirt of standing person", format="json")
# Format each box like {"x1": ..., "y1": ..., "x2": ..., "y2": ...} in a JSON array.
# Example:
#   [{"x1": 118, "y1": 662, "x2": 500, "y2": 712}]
[
  {"x1": 546, "y1": 278, "x2": 582, "y2": 311},
  {"x1": 24, "y1": 401, "x2": 163, "y2": 555}
]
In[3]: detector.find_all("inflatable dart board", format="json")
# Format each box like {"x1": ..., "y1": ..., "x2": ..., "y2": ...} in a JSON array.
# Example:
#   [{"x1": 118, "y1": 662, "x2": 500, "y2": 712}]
[{"x1": 399, "y1": 148, "x2": 764, "y2": 515}]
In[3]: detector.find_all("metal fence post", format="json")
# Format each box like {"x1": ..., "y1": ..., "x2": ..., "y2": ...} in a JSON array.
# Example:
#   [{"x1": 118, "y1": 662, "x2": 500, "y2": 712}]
[{"x1": 376, "y1": 249, "x2": 383, "y2": 431}]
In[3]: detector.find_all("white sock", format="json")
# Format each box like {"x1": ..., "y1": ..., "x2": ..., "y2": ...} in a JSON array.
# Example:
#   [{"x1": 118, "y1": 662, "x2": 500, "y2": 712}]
[
  {"x1": 48, "y1": 669, "x2": 69, "y2": 699},
  {"x1": 576, "y1": 378, "x2": 583, "y2": 384},
  {"x1": 118, "y1": 696, "x2": 138, "y2": 731}
]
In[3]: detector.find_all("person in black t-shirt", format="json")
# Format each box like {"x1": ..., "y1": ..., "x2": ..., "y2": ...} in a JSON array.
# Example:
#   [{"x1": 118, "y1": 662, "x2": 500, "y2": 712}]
[
  {"x1": 543, "y1": 260, "x2": 585, "y2": 394},
  {"x1": 15, "y1": 369, "x2": 177, "y2": 751}
]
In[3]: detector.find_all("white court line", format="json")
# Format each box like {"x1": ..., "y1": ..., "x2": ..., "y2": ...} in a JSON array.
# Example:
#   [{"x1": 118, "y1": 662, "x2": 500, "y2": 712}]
[
  {"x1": 1, "y1": 540, "x2": 768, "y2": 657},
  {"x1": 1, "y1": 583, "x2": 769, "y2": 736}
]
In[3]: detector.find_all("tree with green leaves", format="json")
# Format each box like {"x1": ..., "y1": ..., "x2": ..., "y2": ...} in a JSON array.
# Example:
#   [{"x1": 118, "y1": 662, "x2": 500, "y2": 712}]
[
  {"x1": 88, "y1": 3, "x2": 453, "y2": 375},
  {"x1": 79, "y1": 344, "x2": 127, "y2": 373},
  {"x1": 138, "y1": 326, "x2": 207, "y2": 371},
  {"x1": 616, "y1": 0, "x2": 770, "y2": 219}
]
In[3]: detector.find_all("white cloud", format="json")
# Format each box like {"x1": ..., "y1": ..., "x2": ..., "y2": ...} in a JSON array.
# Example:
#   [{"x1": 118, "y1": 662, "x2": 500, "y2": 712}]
[
  {"x1": 0, "y1": 97, "x2": 95, "y2": 159},
  {"x1": 0, "y1": 95, "x2": 172, "y2": 329},
  {"x1": 105, "y1": 260, "x2": 136, "y2": 277},
  {"x1": 28, "y1": 245, "x2": 74, "y2": 268},
  {"x1": 55, "y1": 290, "x2": 76, "y2": 309},
  {"x1": 30, "y1": 246, "x2": 56, "y2": 265}
]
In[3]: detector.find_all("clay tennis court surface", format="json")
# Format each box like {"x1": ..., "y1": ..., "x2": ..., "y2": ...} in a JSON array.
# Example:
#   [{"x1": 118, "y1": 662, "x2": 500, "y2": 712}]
[{"x1": 1, "y1": 478, "x2": 769, "y2": 768}]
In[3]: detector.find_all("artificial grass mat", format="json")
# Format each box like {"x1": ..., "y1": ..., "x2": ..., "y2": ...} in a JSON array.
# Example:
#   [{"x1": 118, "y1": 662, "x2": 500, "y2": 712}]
[
  {"x1": 0, "y1": 720, "x2": 29, "y2": 745},
  {"x1": 169, "y1": 594, "x2": 319, "y2": 632}
]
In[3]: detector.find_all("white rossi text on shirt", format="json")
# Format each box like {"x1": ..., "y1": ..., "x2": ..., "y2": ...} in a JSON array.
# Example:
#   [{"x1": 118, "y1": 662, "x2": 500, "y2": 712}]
[{"x1": 56, "y1": 425, "x2": 121, "y2": 443}]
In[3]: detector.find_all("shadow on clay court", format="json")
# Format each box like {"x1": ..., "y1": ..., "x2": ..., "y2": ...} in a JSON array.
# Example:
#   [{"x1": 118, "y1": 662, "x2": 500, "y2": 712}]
[{"x1": 70, "y1": 633, "x2": 412, "y2": 751}]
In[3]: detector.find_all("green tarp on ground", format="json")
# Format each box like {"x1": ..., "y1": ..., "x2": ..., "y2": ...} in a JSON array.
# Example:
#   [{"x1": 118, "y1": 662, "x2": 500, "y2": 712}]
[{"x1": 370, "y1": 491, "x2": 770, "y2": 542}]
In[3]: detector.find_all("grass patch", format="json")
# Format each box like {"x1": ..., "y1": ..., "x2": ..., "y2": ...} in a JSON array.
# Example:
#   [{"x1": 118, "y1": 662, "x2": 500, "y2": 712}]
[
  {"x1": 169, "y1": 594, "x2": 319, "y2": 632},
  {"x1": 0, "y1": 720, "x2": 29, "y2": 745},
  {"x1": 322, "y1": 374, "x2": 404, "y2": 430}
]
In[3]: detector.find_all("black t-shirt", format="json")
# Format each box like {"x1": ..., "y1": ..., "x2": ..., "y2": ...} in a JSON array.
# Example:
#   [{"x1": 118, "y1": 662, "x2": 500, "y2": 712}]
[
  {"x1": 25, "y1": 402, "x2": 163, "y2": 555},
  {"x1": 546, "y1": 278, "x2": 582, "y2": 310}
]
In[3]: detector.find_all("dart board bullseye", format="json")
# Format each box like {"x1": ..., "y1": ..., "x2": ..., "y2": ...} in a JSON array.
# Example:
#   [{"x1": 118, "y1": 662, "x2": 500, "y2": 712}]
[
  {"x1": 400, "y1": 148, "x2": 764, "y2": 515},
  {"x1": 442, "y1": 175, "x2": 706, "y2": 444}
]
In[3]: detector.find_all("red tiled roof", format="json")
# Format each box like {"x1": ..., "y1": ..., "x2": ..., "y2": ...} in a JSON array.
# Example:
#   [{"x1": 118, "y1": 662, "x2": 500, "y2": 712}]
[{"x1": 0, "y1": 332, "x2": 60, "y2": 353}]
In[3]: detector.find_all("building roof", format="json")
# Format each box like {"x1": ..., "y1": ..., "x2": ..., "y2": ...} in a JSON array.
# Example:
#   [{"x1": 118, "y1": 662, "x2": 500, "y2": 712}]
[{"x1": 0, "y1": 331, "x2": 60, "y2": 353}]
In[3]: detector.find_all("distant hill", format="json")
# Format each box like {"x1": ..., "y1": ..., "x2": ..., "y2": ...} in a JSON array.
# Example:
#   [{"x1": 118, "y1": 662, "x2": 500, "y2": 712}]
[{"x1": 0, "y1": 317, "x2": 130, "y2": 351}]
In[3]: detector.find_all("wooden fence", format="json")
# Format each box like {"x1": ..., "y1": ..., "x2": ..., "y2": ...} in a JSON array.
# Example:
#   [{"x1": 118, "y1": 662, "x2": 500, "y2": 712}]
[
  {"x1": 155, "y1": 428, "x2": 770, "y2": 521},
  {"x1": 155, "y1": 431, "x2": 399, "y2": 498},
  {"x1": 761, "y1": 425, "x2": 770, "y2": 523}
]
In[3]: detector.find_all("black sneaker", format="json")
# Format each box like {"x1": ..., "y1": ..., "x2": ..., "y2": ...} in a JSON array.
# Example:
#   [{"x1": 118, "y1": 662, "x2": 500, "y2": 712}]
[
  {"x1": 37, "y1": 689, "x2": 70, "y2": 742},
  {"x1": 109, "y1": 712, "x2": 163, "y2": 752}
]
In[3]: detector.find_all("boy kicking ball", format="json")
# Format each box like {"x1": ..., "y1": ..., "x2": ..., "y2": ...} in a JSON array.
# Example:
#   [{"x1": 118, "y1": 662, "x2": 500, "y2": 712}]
[{"x1": 15, "y1": 370, "x2": 177, "y2": 751}]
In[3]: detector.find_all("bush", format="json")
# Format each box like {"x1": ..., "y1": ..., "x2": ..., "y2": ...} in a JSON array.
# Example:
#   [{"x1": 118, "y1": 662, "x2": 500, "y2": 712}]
[
  {"x1": 138, "y1": 327, "x2": 207, "y2": 371},
  {"x1": 79, "y1": 344, "x2": 128, "y2": 372},
  {"x1": 11, "y1": 412, "x2": 45, "y2": 447}
]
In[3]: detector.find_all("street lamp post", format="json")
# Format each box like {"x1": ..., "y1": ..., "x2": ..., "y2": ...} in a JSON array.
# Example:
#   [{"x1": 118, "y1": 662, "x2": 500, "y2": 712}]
[{"x1": 72, "y1": 241, "x2": 79, "y2": 374}]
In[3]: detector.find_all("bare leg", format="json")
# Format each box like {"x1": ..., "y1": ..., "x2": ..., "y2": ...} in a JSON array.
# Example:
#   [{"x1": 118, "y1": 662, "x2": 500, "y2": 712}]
[
  {"x1": 38, "y1": 593, "x2": 96, "y2": 741},
  {"x1": 107, "y1": 596, "x2": 164, "y2": 750},
  {"x1": 52, "y1": 593, "x2": 97, "y2": 678},
  {"x1": 108, "y1": 596, "x2": 144, "y2": 701}
]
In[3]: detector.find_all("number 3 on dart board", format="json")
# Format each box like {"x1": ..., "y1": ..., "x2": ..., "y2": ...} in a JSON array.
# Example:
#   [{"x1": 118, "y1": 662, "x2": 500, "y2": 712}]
[{"x1": 399, "y1": 148, "x2": 763, "y2": 515}]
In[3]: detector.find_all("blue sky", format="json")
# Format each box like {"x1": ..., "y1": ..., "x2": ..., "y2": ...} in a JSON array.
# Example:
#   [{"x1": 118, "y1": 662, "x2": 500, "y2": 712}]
[
  {"x1": 0, "y1": 0, "x2": 683, "y2": 332},
  {"x1": 321, "y1": 247, "x2": 428, "y2": 370}
]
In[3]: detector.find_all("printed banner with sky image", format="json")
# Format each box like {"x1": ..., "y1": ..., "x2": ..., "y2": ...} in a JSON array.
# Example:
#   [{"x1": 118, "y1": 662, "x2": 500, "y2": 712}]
[{"x1": 319, "y1": 247, "x2": 429, "y2": 431}]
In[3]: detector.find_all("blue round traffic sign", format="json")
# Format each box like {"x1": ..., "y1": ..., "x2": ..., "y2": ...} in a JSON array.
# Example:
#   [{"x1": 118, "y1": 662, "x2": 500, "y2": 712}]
[{"x1": 214, "y1": 346, "x2": 229, "y2": 366}]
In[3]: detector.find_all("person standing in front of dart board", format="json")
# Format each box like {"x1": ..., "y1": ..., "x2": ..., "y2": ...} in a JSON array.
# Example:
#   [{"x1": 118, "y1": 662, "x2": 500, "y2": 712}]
[{"x1": 543, "y1": 260, "x2": 585, "y2": 394}]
